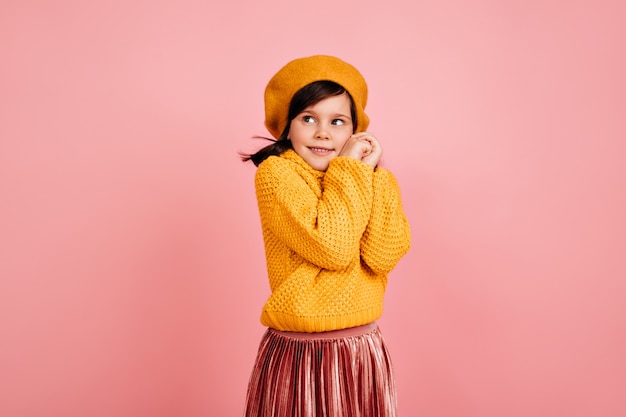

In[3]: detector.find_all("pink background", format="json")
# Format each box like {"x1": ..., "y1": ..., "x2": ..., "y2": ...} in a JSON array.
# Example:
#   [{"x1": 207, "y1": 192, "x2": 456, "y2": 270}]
[{"x1": 1, "y1": 1, "x2": 625, "y2": 416}]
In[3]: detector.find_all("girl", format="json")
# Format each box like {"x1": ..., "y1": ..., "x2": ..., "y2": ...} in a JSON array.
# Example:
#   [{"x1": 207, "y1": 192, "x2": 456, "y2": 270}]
[{"x1": 242, "y1": 55, "x2": 411, "y2": 417}]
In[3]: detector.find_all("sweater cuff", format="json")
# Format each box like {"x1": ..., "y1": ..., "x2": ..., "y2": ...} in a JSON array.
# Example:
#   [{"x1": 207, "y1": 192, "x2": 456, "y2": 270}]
[{"x1": 329, "y1": 156, "x2": 375, "y2": 174}]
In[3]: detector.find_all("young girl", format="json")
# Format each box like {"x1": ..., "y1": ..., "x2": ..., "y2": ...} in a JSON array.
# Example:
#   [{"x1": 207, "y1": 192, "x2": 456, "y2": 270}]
[{"x1": 242, "y1": 55, "x2": 411, "y2": 417}]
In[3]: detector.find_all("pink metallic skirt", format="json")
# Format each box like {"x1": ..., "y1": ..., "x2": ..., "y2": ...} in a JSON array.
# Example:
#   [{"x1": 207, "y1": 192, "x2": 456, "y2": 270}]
[{"x1": 244, "y1": 322, "x2": 397, "y2": 417}]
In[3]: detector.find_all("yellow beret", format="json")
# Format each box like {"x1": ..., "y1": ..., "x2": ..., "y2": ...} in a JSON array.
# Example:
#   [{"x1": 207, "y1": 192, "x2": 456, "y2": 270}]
[{"x1": 264, "y1": 55, "x2": 369, "y2": 139}]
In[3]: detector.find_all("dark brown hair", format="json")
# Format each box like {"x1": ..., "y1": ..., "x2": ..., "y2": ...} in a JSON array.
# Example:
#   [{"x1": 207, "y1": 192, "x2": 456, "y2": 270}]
[{"x1": 241, "y1": 80, "x2": 358, "y2": 166}]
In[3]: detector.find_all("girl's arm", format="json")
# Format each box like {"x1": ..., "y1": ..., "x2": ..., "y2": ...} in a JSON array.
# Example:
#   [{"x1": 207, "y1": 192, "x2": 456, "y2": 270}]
[
  {"x1": 256, "y1": 156, "x2": 374, "y2": 270},
  {"x1": 359, "y1": 168, "x2": 411, "y2": 274}
]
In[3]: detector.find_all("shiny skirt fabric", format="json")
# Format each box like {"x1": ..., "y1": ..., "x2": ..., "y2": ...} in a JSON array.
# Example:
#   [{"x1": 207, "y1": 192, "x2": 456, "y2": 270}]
[{"x1": 244, "y1": 323, "x2": 397, "y2": 417}]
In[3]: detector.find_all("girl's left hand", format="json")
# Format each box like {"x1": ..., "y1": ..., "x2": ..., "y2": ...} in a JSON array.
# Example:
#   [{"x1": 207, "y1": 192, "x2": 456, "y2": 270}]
[{"x1": 351, "y1": 132, "x2": 383, "y2": 169}]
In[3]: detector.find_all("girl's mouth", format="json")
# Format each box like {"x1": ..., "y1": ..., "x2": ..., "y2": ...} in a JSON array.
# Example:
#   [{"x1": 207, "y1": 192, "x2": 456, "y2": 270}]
[{"x1": 309, "y1": 147, "x2": 333, "y2": 154}]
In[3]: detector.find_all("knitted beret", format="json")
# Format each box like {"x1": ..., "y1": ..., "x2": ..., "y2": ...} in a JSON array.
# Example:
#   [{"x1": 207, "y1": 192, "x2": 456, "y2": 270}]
[{"x1": 264, "y1": 55, "x2": 369, "y2": 139}]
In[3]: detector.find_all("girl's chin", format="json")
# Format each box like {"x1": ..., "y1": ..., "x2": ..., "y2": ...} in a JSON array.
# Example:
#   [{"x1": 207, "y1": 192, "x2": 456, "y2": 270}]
[{"x1": 307, "y1": 158, "x2": 332, "y2": 171}]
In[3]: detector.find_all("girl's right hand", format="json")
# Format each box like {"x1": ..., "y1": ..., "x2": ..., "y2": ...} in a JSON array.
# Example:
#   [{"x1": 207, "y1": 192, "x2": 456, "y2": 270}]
[{"x1": 339, "y1": 132, "x2": 383, "y2": 169}]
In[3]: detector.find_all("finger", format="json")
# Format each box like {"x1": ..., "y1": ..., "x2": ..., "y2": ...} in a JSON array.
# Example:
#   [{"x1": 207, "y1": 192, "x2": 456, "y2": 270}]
[
  {"x1": 362, "y1": 139, "x2": 376, "y2": 154},
  {"x1": 351, "y1": 132, "x2": 374, "y2": 142},
  {"x1": 360, "y1": 139, "x2": 373, "y2": 152},
  {"x1": 359, "y1": 137, "x2": 374, "y2": 148}
]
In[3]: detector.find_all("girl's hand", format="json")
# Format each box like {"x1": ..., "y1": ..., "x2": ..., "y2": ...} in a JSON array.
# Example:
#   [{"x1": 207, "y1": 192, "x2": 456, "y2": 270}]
[
  {"x1": 339, "y1": 132, "x2": 382, "y2": 168},
  {"x1": 338, "y1": 133, "x2": 371, "y2": 161}
]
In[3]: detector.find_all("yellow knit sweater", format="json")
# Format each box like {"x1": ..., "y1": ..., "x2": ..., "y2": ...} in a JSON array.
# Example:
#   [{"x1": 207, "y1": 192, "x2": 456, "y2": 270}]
[{"x1": 255, "y1": 149, "x2": 411, "y2": 332}]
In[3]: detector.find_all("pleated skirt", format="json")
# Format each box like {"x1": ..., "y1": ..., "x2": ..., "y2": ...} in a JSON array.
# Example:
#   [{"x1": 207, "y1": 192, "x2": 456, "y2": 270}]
[{"x1": 244, "y1": 322, "x2": 397, "y2": 417}]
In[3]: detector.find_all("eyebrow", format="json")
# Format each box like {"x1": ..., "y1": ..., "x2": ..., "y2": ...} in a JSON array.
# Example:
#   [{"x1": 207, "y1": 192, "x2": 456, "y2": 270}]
[{"x1": 301, "y1": 110, "x2": 352, "y2": 119}]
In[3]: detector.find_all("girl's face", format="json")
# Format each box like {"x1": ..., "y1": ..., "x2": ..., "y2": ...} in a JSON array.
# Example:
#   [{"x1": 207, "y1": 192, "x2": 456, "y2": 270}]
[{"x1": 288, "y1": 93, "x2": 354, "y2": 171}]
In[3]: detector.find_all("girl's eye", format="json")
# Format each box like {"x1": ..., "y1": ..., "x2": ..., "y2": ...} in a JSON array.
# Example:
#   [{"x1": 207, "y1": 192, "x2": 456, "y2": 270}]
[
  {"x1": 332, "y1": 119, "x2": 345, "y2": 126},
  {"x1": 303, "y1": 115, "x2": 314, "y2": 123}
]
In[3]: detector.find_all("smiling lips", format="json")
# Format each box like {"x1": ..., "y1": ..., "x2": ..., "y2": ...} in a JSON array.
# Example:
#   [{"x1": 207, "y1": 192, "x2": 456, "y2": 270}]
[{"x1": 309, "y1": 147, "x2": 333, "y2": 155}]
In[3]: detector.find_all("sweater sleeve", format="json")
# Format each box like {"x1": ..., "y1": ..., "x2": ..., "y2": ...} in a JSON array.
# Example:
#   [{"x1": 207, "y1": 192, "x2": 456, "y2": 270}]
[
  {"x1": 359, "y1": 168, "x2": 411, "y2": 274},
  {"x1": 256, "y1": 156, "x2": 374, "y2": 270}
]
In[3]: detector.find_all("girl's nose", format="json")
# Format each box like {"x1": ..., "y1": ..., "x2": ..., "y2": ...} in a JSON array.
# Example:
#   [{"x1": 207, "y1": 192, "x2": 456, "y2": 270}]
[{"x1": 315, "y1": 128, "x2": 330, "y2": 140}]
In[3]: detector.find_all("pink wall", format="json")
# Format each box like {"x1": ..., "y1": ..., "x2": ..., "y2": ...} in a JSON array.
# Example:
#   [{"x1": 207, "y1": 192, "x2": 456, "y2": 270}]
[{"x1": 1, "y1": 1, "x2": 625, "y2": 416}]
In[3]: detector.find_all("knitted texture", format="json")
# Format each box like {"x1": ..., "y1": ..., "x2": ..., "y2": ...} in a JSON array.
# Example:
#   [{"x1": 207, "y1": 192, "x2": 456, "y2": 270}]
[
  {"x1": 264, "y1": 55, "x2": 369, "y2": 139},
  {"x1": 255, "y1": 150, "x2": 411, "y2": 332}
]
